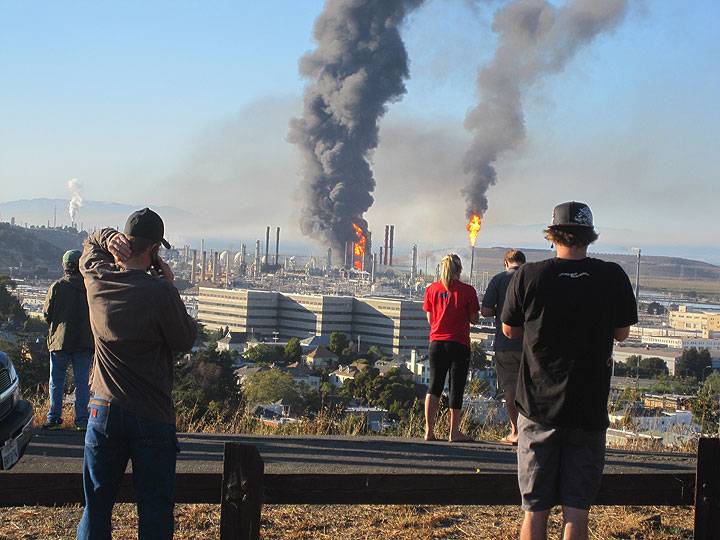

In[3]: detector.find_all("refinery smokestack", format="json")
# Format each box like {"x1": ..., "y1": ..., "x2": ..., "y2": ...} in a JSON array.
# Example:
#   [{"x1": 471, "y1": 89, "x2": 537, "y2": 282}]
[
  {"x1": 201, "y1": 251, "x2": 207, "y2": 282},
  {"x1": 264, "y1": 226, "x2": 270, "y2": 272},
  {"x1": 343, "y1": 242, "x2": 349, "y2": 269},
  {"x1": 213, "y1": 252, "x2": 219, "y2": 283},
  {"x1": 225, "y1": 251, "x2": 231, "y2": 289},
  {"x1": 254, "y1": 240, "x2": 261, "y2": 278},
  {"x1": 326, "y1": 248, "x2": 332, "y2": 271},
  {"x1": 383, "y1": 225, "x2": 389, "y2": 266},
  {"x1": 411, "y1": 244, "x2": 418, "y2": 279},
  {"x1": 389, "y1": 225, "x2": 395, "y2": 266},
  {"x1": 274, "y1": 227, "x2": 280, "y2": 267},
  {"x1": 371, "y1": 253, "x2": 377, "y2": 283},
  {"x1": 240, "y1": 243, "x2": 247, "y2": 266},
  {"x1": 191, "y1": 250, "x2": 197, "y2": 284}
]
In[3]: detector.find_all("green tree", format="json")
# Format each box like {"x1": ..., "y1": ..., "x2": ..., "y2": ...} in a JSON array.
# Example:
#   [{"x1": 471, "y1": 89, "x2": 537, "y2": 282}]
[
  {"x1": 173, "y1": 347, "x2": 240, "y2": 414},
  {"x1": 284, "y1": 338, "x2": 302, "y2": 363},
  {"x1": 242, "y1": 369, "x2": 299, "y2": 406},
  {"x1": 0, "y1": 275, "x2": 27, "y2": 326},
  {"x1": 328, "y1": 332, "x2": 349, "y2": 355},
  {"x1": 650, "y1": 375, "x2": 699, "y2": 395},
  {"x1": 676, "y1": 348, "x2": 712, "y2": 381},
  {"x1": 691, "y1": 371, "x2": 720, "y2": 434},
  {"x1": 243, "y1": 344, "x2": 284, "y2": 364}
]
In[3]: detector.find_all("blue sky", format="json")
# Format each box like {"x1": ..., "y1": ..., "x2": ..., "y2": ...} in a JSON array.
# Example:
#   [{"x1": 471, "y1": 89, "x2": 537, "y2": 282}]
[{"x1": 1, "y1": 1, "x2": 718, "y2": 260}]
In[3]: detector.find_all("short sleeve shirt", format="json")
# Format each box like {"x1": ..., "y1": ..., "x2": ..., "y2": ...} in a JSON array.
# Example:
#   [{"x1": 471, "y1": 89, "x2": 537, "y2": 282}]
[
  {"x1": 501, "y1": 257, "x2": 638, "y2": 429},
  {"x1": 423, "y1": 280, "x2": 480, "y2": 348},
  {"x1": 482, "y1": 267, "x2": 522, "y2": 352}
]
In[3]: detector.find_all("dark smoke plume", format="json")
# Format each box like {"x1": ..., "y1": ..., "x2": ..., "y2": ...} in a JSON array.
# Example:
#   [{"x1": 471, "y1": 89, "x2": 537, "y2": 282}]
[
  {"x1": 289, "y1": 0, "x2": 424, "y2": 250},
  {"x1": 462, "y1": 0, "x2": 628, "y2": 218}
]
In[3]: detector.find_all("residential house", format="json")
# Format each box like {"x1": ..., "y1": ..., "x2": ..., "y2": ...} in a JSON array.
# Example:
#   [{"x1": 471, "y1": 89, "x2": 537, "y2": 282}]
[
  {"x1": 216, "y1": 331, "x2": 248, "y2": 354},
  {"x1": 304, "y1": 345, "x2": 338, "y2": 369},
  {"x1": 329, "y1": 365, "x2": 360, "y2": 387}
]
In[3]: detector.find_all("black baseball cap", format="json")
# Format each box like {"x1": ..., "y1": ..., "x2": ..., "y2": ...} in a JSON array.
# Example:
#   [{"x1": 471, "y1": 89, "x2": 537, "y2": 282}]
[
  {"x1": 550, "y1": 201, "x2": 594, "y2": 228},
  {"x1": 124, "y1": 208, "x2": 171, "y2": 248}
]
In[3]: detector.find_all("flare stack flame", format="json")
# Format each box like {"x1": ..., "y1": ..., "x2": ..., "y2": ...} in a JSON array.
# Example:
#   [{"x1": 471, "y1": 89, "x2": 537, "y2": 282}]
[
  {"x1": 467, "y1": 214, "x2": 482, "y2": 247},
  {"x1": 352, "y1": 223, "x2": 366, "y2": 270}
]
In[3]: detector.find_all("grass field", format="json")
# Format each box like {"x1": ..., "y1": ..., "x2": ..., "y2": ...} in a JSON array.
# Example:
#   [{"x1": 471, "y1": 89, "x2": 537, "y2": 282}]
[{"x1": 642, "y1": 277, "x2": 720, "y2": 296}]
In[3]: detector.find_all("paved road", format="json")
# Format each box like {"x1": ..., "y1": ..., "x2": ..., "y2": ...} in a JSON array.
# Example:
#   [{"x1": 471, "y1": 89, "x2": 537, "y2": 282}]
[{"x1": 9, "y1": 430, "x2": 696, "y2": 476}]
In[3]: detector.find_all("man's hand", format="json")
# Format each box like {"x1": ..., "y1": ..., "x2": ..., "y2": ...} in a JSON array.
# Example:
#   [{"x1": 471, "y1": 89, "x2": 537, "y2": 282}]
[
  {"x1": 108, "y1": 233, "x2": 132, "y2": 267},
  {"x1": 503, "y1": 323, "x2": 523, "y2": 340},
  {"x1": 151, "y1": 255, "x2": 175, "y2": 284}
]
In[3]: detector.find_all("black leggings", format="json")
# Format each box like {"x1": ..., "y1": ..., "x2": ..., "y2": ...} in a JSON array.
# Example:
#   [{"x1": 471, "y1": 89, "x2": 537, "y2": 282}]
[{"x1": 427, "y1": 340, "x2": 470, "y2": 410}]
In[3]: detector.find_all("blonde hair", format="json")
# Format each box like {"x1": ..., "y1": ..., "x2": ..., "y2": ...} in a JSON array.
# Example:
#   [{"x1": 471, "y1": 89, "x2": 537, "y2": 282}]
[{"x1": 440, "y1": 254, "x2": 462, "y2": 290}]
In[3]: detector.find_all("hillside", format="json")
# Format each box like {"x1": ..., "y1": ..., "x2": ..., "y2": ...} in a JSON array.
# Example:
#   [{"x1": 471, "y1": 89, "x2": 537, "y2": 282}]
[
  {"x1": 0, "y1": 223, "x2": 85, "y2": 278},
  {"x1": 459, "y1": 246, "x2": 720, "y2": 296}
]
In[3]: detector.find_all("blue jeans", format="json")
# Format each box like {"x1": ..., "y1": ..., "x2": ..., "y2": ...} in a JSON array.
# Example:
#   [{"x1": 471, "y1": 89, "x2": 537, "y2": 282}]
[
  {"x1": 77, "y1": 399, "x2": 179, "y2": 540},
  {"x1": 48, "y1": 350, "x2": 92, "y2": 426}
]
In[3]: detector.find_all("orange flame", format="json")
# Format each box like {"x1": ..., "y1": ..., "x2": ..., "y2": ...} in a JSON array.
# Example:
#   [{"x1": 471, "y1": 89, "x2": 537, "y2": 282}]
[
  {"x1": 467, "y1": 214, "x2": 482, "y2": 246},
  {"x1": 352, "y1": 223, "x2": 366, "y2": 270}
]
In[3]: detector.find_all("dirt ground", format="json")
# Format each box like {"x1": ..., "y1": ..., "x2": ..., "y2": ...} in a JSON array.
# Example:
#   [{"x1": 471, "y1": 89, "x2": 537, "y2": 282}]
[{"x1": 0, "y1": 503, "x2": 693, "y2": 539}]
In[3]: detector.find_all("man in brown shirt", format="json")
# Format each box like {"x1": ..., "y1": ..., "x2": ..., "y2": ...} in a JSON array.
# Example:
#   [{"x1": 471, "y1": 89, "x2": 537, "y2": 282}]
[{"x1": 77, "y1": 208, "x2": 197, "y2": 540}]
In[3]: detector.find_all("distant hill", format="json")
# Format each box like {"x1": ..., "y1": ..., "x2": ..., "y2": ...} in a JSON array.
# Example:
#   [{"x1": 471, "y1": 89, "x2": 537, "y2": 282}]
[
  {"x1": 0, "y1": 223, "x2": 85, "y2": 278},
  {"x1": 462, "y1": 246, "x2": 720, "y2": 296},
  {"x1": 0, "y1": 198, "x2": 197, "y2": 240}
]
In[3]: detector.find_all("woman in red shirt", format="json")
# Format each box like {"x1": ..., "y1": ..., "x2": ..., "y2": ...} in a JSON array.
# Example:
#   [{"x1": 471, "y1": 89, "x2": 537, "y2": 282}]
[{"x1": 422, "y1": 254, "x2": 480, "y2": 442}]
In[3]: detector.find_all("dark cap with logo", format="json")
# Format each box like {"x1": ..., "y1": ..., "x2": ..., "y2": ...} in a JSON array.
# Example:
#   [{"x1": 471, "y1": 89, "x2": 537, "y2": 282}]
[
  {"x1": 549, "y1": 201, "x2": 594, "y2": 228},
  {"x1": 123, "y1": 208, "x2": 171, "y2": 248}
]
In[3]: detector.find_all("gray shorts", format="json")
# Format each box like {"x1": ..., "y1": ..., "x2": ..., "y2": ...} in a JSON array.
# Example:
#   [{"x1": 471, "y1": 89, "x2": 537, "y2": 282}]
[
  {"x1": 495, "y1": 349, "x2": 521, "y2": 396},
  {"x1": 517, "y1": 415, "x2": 606, "y2": 511}
]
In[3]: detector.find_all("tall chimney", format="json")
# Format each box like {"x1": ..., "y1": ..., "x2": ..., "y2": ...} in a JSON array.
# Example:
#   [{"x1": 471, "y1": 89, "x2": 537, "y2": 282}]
[
  {"x1": 383, "y1": 225, "x2": 389, "y2": 265},
  {"x1": 389, "y1": 225, "x2": 395, "y2": 266},
  {"x1": 213, "y1": 252, "x2": 219, "y2": 283},
  {"x1": 191, "y1": 250, "x2": 197, "y2": 284},
  {"x1": 201, "y1": 251, "x2": 207, "y2": 282},
  {"x1": 411, "y1": 244, "x2": 418, "y2": 279},
  {"x1": 344, "y1": 241, "x2": 349, "y2": 268},
  {"x1": 225, "y1": 251, "x2": 231, "y2": 288},
  {"x1": 371, "y1": 253, "x2": 377, "y2": 283},
  {"x1": 326, "y1": 248, "x2": 332, "y2": 271},
  {"x1": 264, "y1": 226, "x2": 270, "y2": 271},
  {"x1": 240, "y1": 243, "x2": 247, "y2": 265},
  {"x1": 274, "y1": 227, "x2": 280, "y2": 267},
  {"x1": 469, "y1": 245, "x2": 475, "y2": 286},
  {"x1": 254, "y1": 240, "x2": 261, "y2": 278}
]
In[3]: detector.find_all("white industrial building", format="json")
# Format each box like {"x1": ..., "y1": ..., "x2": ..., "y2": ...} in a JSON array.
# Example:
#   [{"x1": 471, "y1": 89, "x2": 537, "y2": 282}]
[{"x1": 198, "y1": 287, "x2": 429, "y2": 356}]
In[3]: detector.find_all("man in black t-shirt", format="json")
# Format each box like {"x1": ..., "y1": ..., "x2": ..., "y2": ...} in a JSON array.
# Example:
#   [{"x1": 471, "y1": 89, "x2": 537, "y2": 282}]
[
  {"x1": 501, "y1": 202, "x2": 637, "y2": 540},
  {"x1": 481, "y1": 249, "x2": 526, "y2": 445}
]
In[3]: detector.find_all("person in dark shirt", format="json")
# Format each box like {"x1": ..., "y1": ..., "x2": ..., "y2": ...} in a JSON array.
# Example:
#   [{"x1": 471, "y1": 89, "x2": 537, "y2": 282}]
[
  {"x1": 480, "y1": 249, "x2": 526, "y2": 445},
  {"x1": 77, "y1": 208, "x2": 197, "y2": 540},
  {"x1": 42, "y1": 250, "x2": 94, "y2": 431},
  {"x1": 501, "y1": 202, "x2": 637, "y2": 540},
  {"x1": 423, "y1": 254, "x2": 480, "y2": 442}
]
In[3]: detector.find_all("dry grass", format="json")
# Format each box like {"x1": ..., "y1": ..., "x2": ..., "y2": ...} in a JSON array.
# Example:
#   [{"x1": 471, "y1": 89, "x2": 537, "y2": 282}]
[
  {"x1": 0, "y1": 503, "x2": 694, "y2": 539},
  {"x1": 16, "y1": 393, "x2": 697, "y2": 539}
]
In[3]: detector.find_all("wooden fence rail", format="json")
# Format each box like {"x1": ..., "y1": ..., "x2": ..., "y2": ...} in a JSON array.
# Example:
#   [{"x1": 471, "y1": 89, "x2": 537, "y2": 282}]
[{"x1": 1, "y1": 437, "x2": 717, "y2": 540}]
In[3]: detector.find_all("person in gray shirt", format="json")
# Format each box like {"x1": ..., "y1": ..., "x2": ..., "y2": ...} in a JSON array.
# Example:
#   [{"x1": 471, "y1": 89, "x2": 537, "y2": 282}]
[{"x1": 481, "y1": 249, "x2": 525, "y2": 445}]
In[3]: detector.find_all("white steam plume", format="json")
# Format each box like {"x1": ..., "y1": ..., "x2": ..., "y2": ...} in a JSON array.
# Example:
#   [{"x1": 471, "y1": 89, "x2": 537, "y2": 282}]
[{"x1": 67, "y1": 178, "x2": 83, "y2": 223}]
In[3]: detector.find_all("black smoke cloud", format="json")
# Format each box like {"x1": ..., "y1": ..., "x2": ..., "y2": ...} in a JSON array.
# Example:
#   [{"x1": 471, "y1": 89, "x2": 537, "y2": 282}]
[
  {"x1": 462, "y1": 0, "x2": 629, "y2": 218},
  {"x1": 289, "y1": 0, "x2": 425, "y2": 251}
]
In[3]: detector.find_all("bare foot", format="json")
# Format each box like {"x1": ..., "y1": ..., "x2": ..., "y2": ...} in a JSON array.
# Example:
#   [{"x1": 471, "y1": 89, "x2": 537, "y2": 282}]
[{"x1": 449, "y1": 432, "x2": 474, "y2": 443}]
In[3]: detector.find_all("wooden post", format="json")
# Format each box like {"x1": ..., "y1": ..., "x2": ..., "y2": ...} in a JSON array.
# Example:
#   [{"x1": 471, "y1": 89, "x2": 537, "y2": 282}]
[
  {"x1": 220, "y1": 442, "x2": 264, "y2": 540},
  {"x1": 694, "y1": 437, "x2": 720, "y2": 539}
]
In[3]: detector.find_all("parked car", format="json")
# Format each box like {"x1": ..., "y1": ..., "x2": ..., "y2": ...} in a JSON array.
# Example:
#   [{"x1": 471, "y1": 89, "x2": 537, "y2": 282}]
[{"x1": 0, "y1": 351, "x2": 33, "y2": 470}]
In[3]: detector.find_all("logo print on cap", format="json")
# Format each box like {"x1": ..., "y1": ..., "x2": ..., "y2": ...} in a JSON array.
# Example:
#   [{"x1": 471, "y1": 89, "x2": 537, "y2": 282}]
[{"x1": 575, "y1": 207, "x2": 593, "y2": 225}]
